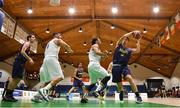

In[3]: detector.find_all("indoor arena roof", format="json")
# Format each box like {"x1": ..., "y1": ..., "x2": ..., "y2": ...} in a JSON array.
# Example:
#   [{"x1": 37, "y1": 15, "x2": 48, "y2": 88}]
[{"x1": 0, "y1": 0, "x2": 180, "y2": 77}]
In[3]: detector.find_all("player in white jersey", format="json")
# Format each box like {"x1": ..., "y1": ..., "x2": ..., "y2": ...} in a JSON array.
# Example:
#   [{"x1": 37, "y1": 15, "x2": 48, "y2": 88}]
[
  {"x1": 31, "y1": 32, "x2": 73, "y2": 102},
  {"x1": 81, "y1": 38, "x2": 111, "y2": 103}
]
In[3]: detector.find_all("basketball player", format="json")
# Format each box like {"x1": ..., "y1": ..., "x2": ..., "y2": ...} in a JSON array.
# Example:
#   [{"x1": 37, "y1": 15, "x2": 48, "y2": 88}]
[
  {"x1": 31, "y1": 32, "x2": 73, "y2": 102},
  {"x1": 110, "y1": 31, "x2": 142, "y2": 104},
  {"x1": 2, "y1": 34, "x2": 36, "y2": 102},
  {"x1": 2, "y1": 77, "x2": 11, "y2": 99},
  {"x1": 66, "y1": 62, "x2": 86, "y2": 101},
  {"x1": 81, "y1": 38, "x2": 110, "y2": 103}
]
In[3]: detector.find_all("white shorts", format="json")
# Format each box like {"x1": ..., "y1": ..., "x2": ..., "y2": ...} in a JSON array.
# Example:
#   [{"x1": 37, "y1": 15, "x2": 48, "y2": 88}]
[
  {"x1": 88, "y1": 62, "x2": 109, "y2": 84},
  {"x1": 40, "y1": 57, "x2": 64, "y2": 83}
]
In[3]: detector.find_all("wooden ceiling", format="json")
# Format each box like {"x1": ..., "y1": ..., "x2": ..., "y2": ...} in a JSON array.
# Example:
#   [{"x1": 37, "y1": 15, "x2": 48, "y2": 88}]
[{"x1": 0, "y1": 0, "x2": 180, "y2": 78}]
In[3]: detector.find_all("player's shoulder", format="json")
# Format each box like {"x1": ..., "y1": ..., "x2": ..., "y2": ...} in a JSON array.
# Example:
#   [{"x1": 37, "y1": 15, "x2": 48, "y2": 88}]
[{"x1": 24, "y1": 41, "x2": 30, "y2": 46}]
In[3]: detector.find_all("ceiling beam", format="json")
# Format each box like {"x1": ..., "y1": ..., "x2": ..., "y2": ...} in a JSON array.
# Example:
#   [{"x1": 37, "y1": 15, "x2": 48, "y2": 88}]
[
  {"x1": 102, "y1": 20, "x2": 180, "y2": 55},
  {"x1": 91, "y1": 0, "x2": 95, "y2": 19},
  {"x1": 40, "y1": 20, "x2": 92, "y2": 45},
  {"x1": 96, "y1": 20, "x2": 100, "y2": 37},
  {"x1": 0, "y1": 51, "x2": 19, "y2": 61},
  {"x1": 16, "y1": 16, "x2": 171, "y2": 20}
]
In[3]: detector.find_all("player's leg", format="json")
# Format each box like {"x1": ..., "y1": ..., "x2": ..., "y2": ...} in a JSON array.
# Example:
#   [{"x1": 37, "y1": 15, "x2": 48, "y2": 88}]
[{"x1": 123, "y1": 67, "x2": 142, "y2": 104}]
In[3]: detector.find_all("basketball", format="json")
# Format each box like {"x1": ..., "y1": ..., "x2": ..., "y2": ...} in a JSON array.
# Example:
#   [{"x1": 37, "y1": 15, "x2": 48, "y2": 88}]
[{"x1": 132, "y1": 31, "x2": 141, "y2": 39}]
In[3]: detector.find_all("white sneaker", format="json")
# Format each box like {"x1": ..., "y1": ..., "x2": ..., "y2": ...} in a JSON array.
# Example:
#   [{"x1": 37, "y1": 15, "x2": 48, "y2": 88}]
[{"x1": 38, "y1": 88, "x2": 49, "y2": 101}]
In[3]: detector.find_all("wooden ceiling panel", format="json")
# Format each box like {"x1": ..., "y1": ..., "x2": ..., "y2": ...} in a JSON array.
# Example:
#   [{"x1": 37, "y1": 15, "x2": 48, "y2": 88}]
[
  {"x1": 96, "y1": 0, "x2": 180, "y2": 17},
  {"x1": 4, "y1": 0, "x2": 92, "y2": 17},
  {"x1": 1, "y1": 0, "x2": 180, "y2": 77}
]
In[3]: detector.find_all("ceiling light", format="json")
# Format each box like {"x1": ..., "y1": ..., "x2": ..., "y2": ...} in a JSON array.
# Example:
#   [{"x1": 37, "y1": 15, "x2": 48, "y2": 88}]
[
  {"x1": 153, "y1": 5, "x2": 160, "y2": 13},
  {"x1": 109, "y1": 50, "x2": 112, "y2": 54},
  {"x1": 110, "y1": 41, "x2": 113, "y2": 46},
  {"x1": 111, "y1": 25, "x2": 115, "y2": 29},
  {"x1": 69, "y1": 7, "x2": 75, "y2": 14},
  {"x1": 65, "y1": 50, "x2": 67, "y2": 54},
  {"x1": 87, "y1": 50, "x2": 89, "y2": 54},
  {"x1": 143, "y1": 28, "x2": 147, "y2": 34},
  {"x1": 45, "y1": 28, "x2": 50, "y2": 34},
  {"x1": 83, "y1": 41, "x2": 87, "y2": 46},
  {"x1": 27, "y1": 7, "x2": 33, "y2": 14},
  {"x1": 112, "y1": 7, "x2": 118, "y2": 14},
  {"x1": 79, "y1": 27, "x2": 83, "y2": 33}
]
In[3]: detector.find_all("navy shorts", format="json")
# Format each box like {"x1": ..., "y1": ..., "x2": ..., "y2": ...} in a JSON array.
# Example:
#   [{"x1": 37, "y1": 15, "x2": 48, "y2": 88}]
[
  {"x1": 112, "y1": 65, "x2": 131, "y2": 83},
  {"x1": 12, "y1": 58, "x2": 26, "y2": 79},
  {"x1": 73, "y1": 79, "x2": 84, "y2": 88}
]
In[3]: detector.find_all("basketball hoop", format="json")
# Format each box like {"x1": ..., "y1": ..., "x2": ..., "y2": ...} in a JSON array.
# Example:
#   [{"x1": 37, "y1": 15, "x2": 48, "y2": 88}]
[{"x1": 49, "y1": 0, "x2": 60, "y2": 6}]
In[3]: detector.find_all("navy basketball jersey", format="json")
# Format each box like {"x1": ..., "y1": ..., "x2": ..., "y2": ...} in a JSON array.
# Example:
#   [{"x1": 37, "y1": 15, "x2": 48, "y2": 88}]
[
  {"x1": 75, "y1": 68, "x2": 83, "y2": 78},
  {"x1": 16, "y1": 42, "x2": 31, "y2": 63},
  {"x1": 113, "y1": 44, "x2": 132, "y2": 65}
]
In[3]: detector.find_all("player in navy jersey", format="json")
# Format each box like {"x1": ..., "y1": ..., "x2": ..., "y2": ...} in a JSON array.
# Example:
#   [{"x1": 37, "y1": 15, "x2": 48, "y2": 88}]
[
  {"x1": 66, "y1": 62, "x2": 86, "y2": 101},
  {"x1": 110, "y1": 31, "x2": 142, "y2": 104},
  {"x1": 2, "y1": 34, "x2": 36, "y2": 102}
]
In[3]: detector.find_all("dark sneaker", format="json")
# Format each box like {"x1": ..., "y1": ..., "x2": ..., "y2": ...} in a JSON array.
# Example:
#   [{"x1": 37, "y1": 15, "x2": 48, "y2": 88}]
[
  {"x1": 2, "y1": 96, "x2": 18, "y2": 102},
  {"x1": 92, "y1": 91, "x2": 100, "y2": 98},
  {"x1": 81, "y1": 98, "x2": 88, "y2": 103},
  {"x1": 136, "y1": 96, "x2": 142, "y2": 104}
]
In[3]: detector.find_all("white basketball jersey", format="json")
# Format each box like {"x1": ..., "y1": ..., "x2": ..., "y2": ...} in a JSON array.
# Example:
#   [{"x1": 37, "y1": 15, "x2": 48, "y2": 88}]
[
  {"x1": 45, "y1": 39, "x2": 60, "y2": 58},
  {"x1": 89, "y1": 44, "x2": 101, "y2": 63}
]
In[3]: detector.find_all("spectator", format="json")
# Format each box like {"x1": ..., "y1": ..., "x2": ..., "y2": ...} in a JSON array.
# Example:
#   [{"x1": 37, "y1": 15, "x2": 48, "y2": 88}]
[{"x1": 160, "y1": 84, "x2": 166, "y2": 98}]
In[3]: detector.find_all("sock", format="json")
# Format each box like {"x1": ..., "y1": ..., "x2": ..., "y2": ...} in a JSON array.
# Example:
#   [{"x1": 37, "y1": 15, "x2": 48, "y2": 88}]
[
  {"x1": 95, "y1": 76, "x2": 110, "y2": 92},
  {"x1": 82, "y1": 93, "x2": 88, "y2": 99},
  {"x1": 119, "y1": 91, "x2": 123, "y2": 101},
  {"x1": 135, "y1": 92, "x2": 140, "y2": 97},
  {"x1": 44, "y1": 83, "x2": 52, "y2": 90},
  {"x1": 5, "y1": 89, "x2": 13, "y2": 97},
  {"x1": 95, "y1": 82, "x2": 103, "y2": 92}
]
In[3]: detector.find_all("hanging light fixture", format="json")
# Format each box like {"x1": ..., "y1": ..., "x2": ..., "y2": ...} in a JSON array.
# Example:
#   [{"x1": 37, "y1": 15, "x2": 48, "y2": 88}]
[
  {"x1": 110, "y1": 41, "x2": 113, "y2": 46},
  {"x1": 112, "y1": 6, "x2": 118, "y2": 14},
  {"x1": 111, "y1": 24, "x2": 115, "y2": 29},
  {"x1": 69, "y1": 7, "x2": 75, "y2": 14},
  {"x1": 153, "y1": 3, "x2": 160, "y2": 13},
  {"x1": 87, "y1": 50, "x2": 89, "y2": 54},
  {"x1": 27, "y1": 0, "x2": 33, "y2": 14},
  {"x1": 79, "y1": 27, "x2": 83, "y2": 33},
  {"x1": 83, "y1": 41, "x2": 87, "y2": 46},
  {"x1": 65, "y1": 50, "x2": 68, "y2": 54},
  {"x1": 45, "y1": 24, "x2": 50, "y2": 33},
  {"x1": 45, "y1": 28, "x2": 50, "y2": 34},
  {"x1": 109, "y1": 50, "x2": 112, "y2": 54},
  {"x1": 27, "y1": 7, "x2": 33, "y2": 14},
  {"x1": 143, "y1": 28, "x2": 147, "y2": 34}
]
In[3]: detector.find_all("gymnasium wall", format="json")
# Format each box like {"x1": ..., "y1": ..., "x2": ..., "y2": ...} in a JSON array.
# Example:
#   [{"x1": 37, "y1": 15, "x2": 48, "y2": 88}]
[{"x1": 170, "y1": 59, "x2": 180, "y2": 87}]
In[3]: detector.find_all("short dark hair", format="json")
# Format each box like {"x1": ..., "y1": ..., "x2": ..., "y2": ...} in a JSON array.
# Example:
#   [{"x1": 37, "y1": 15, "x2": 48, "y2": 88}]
[
  {"x1": 91, "y1": 38, "x2": 98, "y2": 45},
  {"x1": 53, "y1": 32, "x2": 61, "y2": 37},
  {"x1": 27, "y1": 34, "x2": 33, "y2": 41}
]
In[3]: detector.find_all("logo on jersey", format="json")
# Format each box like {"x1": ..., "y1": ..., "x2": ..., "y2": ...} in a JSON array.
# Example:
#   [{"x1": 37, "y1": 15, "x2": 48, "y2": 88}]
[{"x1": 119, "y1": 48, "x2": 128, "y2": 56}]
